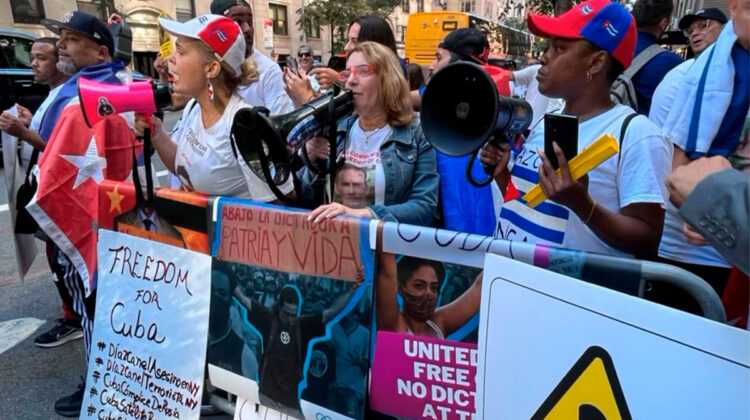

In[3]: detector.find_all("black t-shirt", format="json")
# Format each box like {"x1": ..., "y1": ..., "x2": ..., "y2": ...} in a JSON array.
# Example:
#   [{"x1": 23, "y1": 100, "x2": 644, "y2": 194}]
[{"x1": 248, "y1": 302, "x2": 326, "y2": 409}]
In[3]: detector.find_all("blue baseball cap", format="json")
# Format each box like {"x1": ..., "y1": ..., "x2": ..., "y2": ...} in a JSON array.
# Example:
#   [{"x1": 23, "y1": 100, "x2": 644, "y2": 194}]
[{"x1": 42, "y1": 11, "x2": 114, "y2": 56}]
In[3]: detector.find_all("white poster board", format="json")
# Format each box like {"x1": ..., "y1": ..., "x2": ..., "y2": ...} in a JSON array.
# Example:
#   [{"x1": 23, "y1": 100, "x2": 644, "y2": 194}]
[
  {"x1": 81, "y1": 230, "x2": 212, "y2": 420},
  {"x1": 2, "y1": 105, "x2": 38, "y2": 280},
  {"x1": 477, "y1": 253, "x2": 750, "y2": 419}
]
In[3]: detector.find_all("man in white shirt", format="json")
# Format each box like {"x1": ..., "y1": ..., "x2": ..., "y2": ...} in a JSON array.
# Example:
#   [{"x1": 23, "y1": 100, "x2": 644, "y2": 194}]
[{"x1": 210, "y1": 0, "x2": 293, "y2": 115}]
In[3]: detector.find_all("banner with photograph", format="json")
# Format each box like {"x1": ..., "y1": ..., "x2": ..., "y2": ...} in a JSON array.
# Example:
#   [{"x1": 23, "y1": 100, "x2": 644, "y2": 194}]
[
  {"x1": 369, "y1": 222, "x2": 485, "y2": 419},
  {"x1": 208, "y1": 199, "x2": 374, "y2": 420},
  {"x1": 99, "y1": 180, "x2": 211, "y2": 253},
  {"x1": 81, "y1": 229, "x2": 212, "y2": 420}
]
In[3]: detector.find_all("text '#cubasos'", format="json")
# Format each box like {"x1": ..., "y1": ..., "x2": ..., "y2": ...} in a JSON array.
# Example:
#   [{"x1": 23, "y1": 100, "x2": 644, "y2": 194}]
[{"x1": 218, "y1": 204, "x2": 362, "y2": 281}]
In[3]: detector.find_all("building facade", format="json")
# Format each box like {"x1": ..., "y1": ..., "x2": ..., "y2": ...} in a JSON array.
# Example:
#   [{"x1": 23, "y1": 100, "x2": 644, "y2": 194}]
[
  {"x1": 2, "y1": 0, "x2": 331, "y2": 75},
  {"x1": 673, "y1": 0, "x2": 731, "y2": 24}
]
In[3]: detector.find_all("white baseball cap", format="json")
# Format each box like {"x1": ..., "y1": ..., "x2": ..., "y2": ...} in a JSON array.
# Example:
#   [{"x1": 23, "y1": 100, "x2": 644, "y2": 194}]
[{"x1": 158, "y1": 14, "x2": 245, "y2": 76}]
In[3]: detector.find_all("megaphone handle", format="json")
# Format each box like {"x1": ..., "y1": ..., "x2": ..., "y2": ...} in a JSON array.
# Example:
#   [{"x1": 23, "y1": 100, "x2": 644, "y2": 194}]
[{"x1": 467, "y1": 149, "x2": 495, "y2": 188}]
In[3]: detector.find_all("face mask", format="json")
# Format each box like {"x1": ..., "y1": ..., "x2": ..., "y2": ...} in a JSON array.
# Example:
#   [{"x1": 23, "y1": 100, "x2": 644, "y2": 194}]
[{"x1": 400, "y1": 287, "x2": 437, "y2": 322}]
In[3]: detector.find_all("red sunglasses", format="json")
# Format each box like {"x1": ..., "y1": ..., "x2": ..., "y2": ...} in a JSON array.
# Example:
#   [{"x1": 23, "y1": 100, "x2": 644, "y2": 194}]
[{"x1": 338, "y1": 65, "x2": 376, "y2": 81}]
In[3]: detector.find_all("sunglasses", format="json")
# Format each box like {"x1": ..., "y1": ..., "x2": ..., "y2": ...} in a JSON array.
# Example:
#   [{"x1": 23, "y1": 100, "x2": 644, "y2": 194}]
[
  {"x1": 338, "y1": 65, "x2": 376, "y2": 81},
  {"x1": 298, "y1": 52, "x2": 311, "y2": 57}
]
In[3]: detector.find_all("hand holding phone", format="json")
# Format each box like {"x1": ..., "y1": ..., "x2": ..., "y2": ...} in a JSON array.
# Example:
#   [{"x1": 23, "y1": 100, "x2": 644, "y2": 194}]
[
  {"x1": 286, "y1": 57, "x2": 300, "y2": 76},
  {"x1": 544, "y1": 113, "x2": 578, "y2": 170}
]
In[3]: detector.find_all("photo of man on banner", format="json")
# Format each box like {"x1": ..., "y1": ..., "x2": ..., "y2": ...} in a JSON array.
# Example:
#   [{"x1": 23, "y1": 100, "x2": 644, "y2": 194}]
[{"x1": 208, "y1": 260, "x2": 370, "y2": 419}]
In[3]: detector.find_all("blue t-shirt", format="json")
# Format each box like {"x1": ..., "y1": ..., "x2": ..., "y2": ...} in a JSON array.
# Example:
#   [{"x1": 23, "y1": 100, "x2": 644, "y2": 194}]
[{"x1": 632, "y1": 32, "x2": 683, "y2": 115}]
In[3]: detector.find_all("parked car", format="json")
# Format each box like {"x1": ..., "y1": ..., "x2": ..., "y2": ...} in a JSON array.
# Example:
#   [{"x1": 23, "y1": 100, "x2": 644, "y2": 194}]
[
  {"x1": 0, "y1": 28, "x2": 49, "y2": 113},
  {"x1": 0, "y1": 29, "x2": 50, "y2": 159}
]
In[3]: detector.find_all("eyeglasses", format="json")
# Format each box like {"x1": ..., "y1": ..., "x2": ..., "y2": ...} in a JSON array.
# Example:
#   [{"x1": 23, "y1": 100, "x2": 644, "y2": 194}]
[
  {"x1": 683, "y1": 19, "x2": 712, "y2": 37},
  {"x1": 338, "y1": 65, "x2": 376, "y2": 81},
  {"x1": 298, "y1": 52, "x2": 311, "y2": 58}
]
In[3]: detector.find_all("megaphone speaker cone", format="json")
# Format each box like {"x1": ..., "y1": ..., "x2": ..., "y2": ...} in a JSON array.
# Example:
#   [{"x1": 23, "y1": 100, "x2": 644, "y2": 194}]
[{"x1": 421, "y1": 62, "x2": 500, "y2": 156}]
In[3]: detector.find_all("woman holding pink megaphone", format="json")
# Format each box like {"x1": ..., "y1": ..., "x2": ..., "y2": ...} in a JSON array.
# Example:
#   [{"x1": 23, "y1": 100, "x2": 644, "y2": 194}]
[{"x1": 134, "y1": 14, "x2": 294, "y2": 201}]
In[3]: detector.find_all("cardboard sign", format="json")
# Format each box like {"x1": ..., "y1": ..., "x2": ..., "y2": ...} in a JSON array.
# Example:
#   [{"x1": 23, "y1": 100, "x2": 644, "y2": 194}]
[
  {"x1": 476, "y1": 253, "x2": 750, "y2": 419},
  {"x1": 213, "y1": 199, "x2": 363, "y2": 282},
  {"x1": 81, "y1": 230, "x2": 211, "y2": 420}
]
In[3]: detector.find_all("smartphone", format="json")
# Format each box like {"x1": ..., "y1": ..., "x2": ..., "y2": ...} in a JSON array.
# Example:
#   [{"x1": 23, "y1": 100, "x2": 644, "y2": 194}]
[
  {"x1": 544, "y1": 113, "x2": 578, "y2": 170},
  {"x1": 286, "y1": 57, "x2": 299, "y2": 76}
]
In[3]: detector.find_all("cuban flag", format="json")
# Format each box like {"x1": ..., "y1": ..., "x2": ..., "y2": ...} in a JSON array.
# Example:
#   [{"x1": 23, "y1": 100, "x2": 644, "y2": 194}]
[{"x1": 26, "y1": 62, "x2": 136, "y2": 296}]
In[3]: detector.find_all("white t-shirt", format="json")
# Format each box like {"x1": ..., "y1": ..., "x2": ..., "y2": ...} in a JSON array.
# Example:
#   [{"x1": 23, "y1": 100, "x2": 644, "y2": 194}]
[
  {"x1": 649, "y1": 59, "x2": 694, "y2": 129},
  {"x1": 333, "y1": 118, "x2": 391, "y2": 207},
  {"x1": 513, "y1": 64, "x2": 563, "y2": 128},
  {"x1": 20, "y1": 84, "x2": 64, "y2": 171},
  {"x1": 238, "y1": 50, "x2": 293, "y2": 115},
  {"x1": 495, "y1": 104, "x2": 672, "y2": 257},
  {"x1": 650, "y1": 59, "x2": 730, "y2": 267},
  {"x1": 172, "y1": 94, "x2": 294, "y2": 200}
]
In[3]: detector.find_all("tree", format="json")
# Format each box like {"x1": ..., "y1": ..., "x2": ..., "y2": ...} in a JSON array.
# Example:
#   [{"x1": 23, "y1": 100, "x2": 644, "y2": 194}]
[{"x1": 299, "y1": 0, "x2": 400, "y2": 54}]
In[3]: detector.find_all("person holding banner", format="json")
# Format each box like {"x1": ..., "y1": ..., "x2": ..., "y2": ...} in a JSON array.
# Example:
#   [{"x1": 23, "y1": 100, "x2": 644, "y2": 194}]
[
  {"x1": 135, "y1": 14, "x2": 295, "y2": 201},
  {"x1": 376, "y1": 230, "x2": 482, "y2": 338},
  {"x1": 231, "y1": 280, "x2": 363, "y2": 418},
  {"x1": 301, "y1": 41, "x2": 438, "y2": 226},
  {"x1": 481, "y1": 0, "x2": 671, "y2": 259}
]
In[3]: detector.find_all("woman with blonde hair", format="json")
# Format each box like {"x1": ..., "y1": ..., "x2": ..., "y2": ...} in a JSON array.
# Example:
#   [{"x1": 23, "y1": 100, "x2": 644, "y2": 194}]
[
  {"x1": 300, "y1": 41, "x2": 438, "y2": 226},
  {"x1": 136, "y1": 14, "x2": 294, "y2": 200}
]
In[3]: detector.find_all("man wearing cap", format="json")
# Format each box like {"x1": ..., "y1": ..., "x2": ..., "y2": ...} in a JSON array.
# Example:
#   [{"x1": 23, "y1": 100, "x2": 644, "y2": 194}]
[
  {"x1": 210, "y1": 0, "x2": 293, "y2": 114},
  {"x1": 29, "y1": 11, "x2": 135, "y2": 417},
  {"x1": 481, "y1": 0, "x2": 671, "y2": 261},
  {"x1": 650, "y1": 0, "x2": 749, "y2": 312},
  {"x1": 424, "y1": 28, "x2": 503, "y2": 236},
  {"x1": 630, "y1": 0, "x2": 684, "y2": 115},
  {"x1": 649, "y1": 8, "x2": 727, "y2": 126},
  {"x1": 680, "y1": 7, "x2": 728, "y2": 55}
]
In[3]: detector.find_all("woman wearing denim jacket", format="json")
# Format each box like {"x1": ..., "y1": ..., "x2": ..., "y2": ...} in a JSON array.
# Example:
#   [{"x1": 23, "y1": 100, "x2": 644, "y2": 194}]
[{"x1": 299, "y1": 42, "x2": 438, "y2": 226}]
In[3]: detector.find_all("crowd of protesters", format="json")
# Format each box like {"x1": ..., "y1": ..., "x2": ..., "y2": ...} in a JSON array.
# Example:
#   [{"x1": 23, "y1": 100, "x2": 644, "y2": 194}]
[{"x1": 1, "y1": 0, "x2": 748, "y2": 416}]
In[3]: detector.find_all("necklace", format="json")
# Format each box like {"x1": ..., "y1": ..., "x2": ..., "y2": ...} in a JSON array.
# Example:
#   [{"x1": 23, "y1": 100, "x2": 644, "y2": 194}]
[{"x1": 360, "y1": 122, "x2": 388, "y2": 145}]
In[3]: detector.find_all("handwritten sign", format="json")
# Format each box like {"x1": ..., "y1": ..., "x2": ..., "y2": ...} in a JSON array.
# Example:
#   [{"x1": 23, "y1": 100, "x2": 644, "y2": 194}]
[
  {"x1": 371, "y1": 332, "x2": 477, "y2": 420},
  {"x1": 81, "y1": 230, "x2": 211, "y2": 420},
  {"x1": 214, "y1": 202, "x2": 362, "y2": 281}
]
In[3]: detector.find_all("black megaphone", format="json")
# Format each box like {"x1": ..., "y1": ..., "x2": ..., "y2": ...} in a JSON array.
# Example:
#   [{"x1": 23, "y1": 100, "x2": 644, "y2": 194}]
[
  {"x1": 230, "y1": 87, "x2": 354, "y2": 204},
  {"x1": 421, "y1": 61, "x2": 533, "y2": 186}
]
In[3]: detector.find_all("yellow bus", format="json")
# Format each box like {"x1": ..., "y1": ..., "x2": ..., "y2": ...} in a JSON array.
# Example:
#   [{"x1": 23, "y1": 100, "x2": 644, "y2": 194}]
[{"x1": 404, "y1": 12, "x2": 497, "y2": 65}]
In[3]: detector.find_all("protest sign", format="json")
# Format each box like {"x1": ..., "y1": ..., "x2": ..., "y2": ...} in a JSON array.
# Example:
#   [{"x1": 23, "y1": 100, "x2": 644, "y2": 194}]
[
  {"x1": 99, "y1": 180, "x2": 211, "y2": 253},
  {"x1": 213, "y1": 199, "x2": 364, "y2": 281},
  {"x1": 2, "y1": 110, "x2": 38, "y2": 280},
  {"x1": 81, "y1": 230, "x2": 211, "y2": 420},
  {"x1": 209, "y1": 199, "x2": 374, "y2": 420},
  {"x1": 369, "y1": 222, "x2": 484, "y2": 419},
  {"x1": 371, "y1": 331, "x2": 477, "y2": 420},
  {"x1": 477, "y1": 253, "x2": 750, "y2": 419}
]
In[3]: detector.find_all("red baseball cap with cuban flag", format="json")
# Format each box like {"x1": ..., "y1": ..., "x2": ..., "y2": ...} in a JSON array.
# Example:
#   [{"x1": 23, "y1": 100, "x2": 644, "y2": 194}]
[
  {"x1": 158, "y1": 14, "x2": 245, "y2": 76},
  {"x1": 527, "y1": 0, "x2": 637, "y2": 68}
]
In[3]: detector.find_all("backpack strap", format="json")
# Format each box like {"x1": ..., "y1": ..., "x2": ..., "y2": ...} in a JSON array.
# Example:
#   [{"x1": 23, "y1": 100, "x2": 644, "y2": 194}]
[
  {"x1": 618, "y1": 113, "x2": 638, "y2": 163},
  {"x1": 623, "y1": 44, "x2": 663, "y2": 78}
]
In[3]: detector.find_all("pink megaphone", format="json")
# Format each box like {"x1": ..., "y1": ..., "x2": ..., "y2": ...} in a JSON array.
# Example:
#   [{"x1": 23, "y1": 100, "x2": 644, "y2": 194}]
[{"x1": 78, "y1": 76, "x2": 172, "y2": 127}]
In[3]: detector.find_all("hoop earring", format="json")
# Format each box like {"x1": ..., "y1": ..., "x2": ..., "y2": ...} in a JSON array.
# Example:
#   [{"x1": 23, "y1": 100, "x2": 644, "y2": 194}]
[
  {"x1": 207, "y1": 80, "x2": 215, "y2": 102},
  {"x1": 586, "y1": 71, "x2": 592, "y2": 84}
]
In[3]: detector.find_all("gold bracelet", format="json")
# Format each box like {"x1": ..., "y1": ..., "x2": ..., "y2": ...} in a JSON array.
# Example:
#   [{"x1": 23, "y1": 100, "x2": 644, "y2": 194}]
[{"x1": 583, "y1": 198, "x2": 597, "y2": 224}]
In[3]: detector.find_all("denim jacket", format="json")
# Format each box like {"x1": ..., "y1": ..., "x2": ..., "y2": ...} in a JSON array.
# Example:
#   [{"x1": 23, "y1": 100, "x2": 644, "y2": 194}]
[{"x1": 298, "y1": 115, "x2": 438, "y2": 226}]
